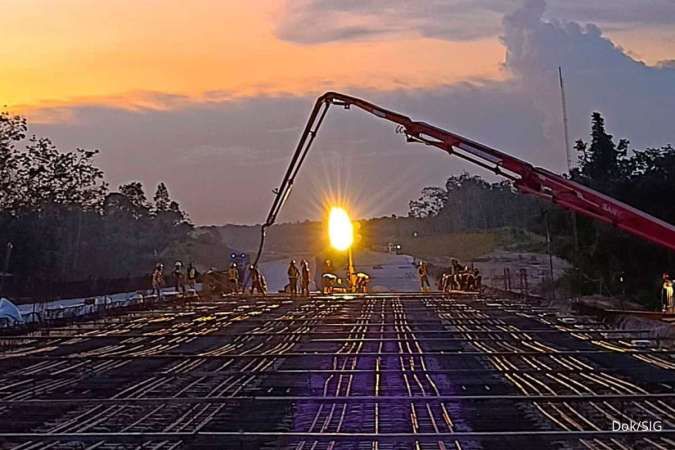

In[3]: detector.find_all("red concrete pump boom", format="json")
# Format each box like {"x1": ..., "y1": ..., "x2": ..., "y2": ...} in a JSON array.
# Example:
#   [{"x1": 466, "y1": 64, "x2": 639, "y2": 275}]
[{"x1": 254, "y1": 92, "x2": 675, "y2": 266}]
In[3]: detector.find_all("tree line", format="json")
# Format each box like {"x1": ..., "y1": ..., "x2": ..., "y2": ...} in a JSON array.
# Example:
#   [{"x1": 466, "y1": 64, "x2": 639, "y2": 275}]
[
  {"x1": 409, "y1": 112, "x2": 675, "y2": 306},
  {"x1": 0, "y1": 111, "x2": 193, "y2": 283}
]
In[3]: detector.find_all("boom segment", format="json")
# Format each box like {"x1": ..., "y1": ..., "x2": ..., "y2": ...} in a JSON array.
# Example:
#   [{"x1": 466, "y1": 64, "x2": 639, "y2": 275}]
[{"x1": 254, "y1": 92, "x2": 675, "y2": 266}]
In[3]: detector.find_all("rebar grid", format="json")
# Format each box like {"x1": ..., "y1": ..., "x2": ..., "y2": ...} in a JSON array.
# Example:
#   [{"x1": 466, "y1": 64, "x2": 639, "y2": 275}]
[{"x1": 0, "y1": 293, "x2": 672, "y2": 450}]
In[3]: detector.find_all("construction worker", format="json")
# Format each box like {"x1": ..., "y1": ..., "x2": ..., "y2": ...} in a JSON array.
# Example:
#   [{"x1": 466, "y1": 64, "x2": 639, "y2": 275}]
[
  {"x1": 451, "y1": 259, "x2": 462, "y2": 276},
  {"x1": 320, "y1": 259, "x2": 335, "y2": 294},
  {"x1": 151, "y1": 263, "x2": 164, "y2": 298},
  {"x1": 446, "y1": 259, "x2": 461, "y2": 291},
  {"x1": 187, "y1": 263, "x2": 198, "y2": 290},
  {"x1": 461, "y1": 266, "x2": 471, "y2": 291},
  {"x1": 173, "y1": 261, "x2": 187, "y2": 295},
  {"x1": 323, "y1": 259, "x2": 333, "y2": 275},
  {"x1": 473, "y1": 268, "x2": 482, "y2": 293},
  {"x1": 443, "y1": 262, "x2": 456, "y2": 292},
  {"x1": 418, "y1": 261, "x2": 431, "y2": 292},
  {"x1": 662, "y1": 273, "x2": 674, "y2": 313},
  {"x1": 287, "y1": 260, "x2": 300, "y2": 297},
  {"x1": 354, "y1": 272, "x2": 370, "y2": 293},
  {"x1": 249, "y1": 265, "x2": 266, "y2": 296},
  {"x1": 466, "y1": 269, "x2": 476, "y2": 291},
  {"x1": 322, "y1": 273, "x2": 337, "y2": 294},
  {"x1": 437, "y1": 271, "x2": 446, "y2": 291},
  {"x1": 300, "y1": 260, "x2": 311, "y2": 296},
  {"x1": 227, "y1": 263, "x2": 239, "y2": 294}
]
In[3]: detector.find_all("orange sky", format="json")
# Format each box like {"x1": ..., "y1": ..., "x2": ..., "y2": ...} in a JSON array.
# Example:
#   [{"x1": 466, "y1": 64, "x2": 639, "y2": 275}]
[
  {"x1": 3, "y1": 0, "x2": 673, "y2": 116},
  {"x1": 1, "y1": 0, "x2": 505, "y2": 114},
  {"x1": 3, "y1": 1, "x2": 674, "y2": 224}
]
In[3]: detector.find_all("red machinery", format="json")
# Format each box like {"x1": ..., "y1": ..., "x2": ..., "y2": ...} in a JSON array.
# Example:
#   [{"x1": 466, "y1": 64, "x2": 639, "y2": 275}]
[{"x1": 254, "y1": 92, "x2": 675, "y2": 266}]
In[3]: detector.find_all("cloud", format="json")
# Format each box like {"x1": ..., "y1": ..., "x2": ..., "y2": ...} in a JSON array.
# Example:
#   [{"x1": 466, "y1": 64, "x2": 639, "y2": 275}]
[
  {"x1": 276, "y1": 0, "x2": 509, "y2": 44},
  {"x1": 502, "y1": 0, "x2": 675, "y2": 155},
  {"x1": 18, "y1": 91, "x2": 245, "y2": 124},
  {"x1": 276, "y1": 0, "x2": 675, "y2": 44},
  {"x1": 548, "y1": 1, "x2": 675, "y2": 28},
  {"x1": 30, "y1": 82, "x2": 551, "y2": 225},
  {"x1": 26, "y1": 0, "x2": 675, "y2": 225}
]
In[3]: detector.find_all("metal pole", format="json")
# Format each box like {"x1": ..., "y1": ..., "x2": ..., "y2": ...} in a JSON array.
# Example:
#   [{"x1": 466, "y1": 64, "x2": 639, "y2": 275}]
[
  {"x1": 558, "y1": 67, "x2": 572, "y2": 171},
  {"x1": 559, "y1": 66, "x2": 580, "y2": 299},
  {"x1": 348, "y1": 247, "x2": 355, "y2": 292}
]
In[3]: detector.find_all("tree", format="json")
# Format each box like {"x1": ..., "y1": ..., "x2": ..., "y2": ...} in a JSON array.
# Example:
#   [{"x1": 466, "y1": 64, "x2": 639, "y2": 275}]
[
  {"x1": 409, "y1": 187, "x2": 447, "y2": 218},
  {"x1": 118, "y1": 182, "x2": 150, "y2": 219},
  {"x1": 0, "y1": 111, "x2": 196, "y2": 283},
  {"x1": 408, "y1": 173, "x2": 542, "y2": 232},
  {"x1": 0, "y1": 110, "x2": 110, "y2": 280},
  {"x1": 573, "y1": 112, "x2": 630, "y2": 194},
  {"x1": 0, "y1": 112, "x2": 28, "y2": 212},
  {"x1": 0, "y1": 112, "x2": 106, "y2": 215},
  {"x1": 153, "y1": 182, "x2": 170, "y2": 212},
  {"x1": 556, "y1": 114, "x2": 674, "y2": 302}
]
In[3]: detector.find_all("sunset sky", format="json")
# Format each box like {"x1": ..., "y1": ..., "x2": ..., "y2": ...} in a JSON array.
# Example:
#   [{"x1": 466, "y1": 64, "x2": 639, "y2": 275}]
[{"x1": 3, "y1": 0, "x2": 675, "y2": 224}]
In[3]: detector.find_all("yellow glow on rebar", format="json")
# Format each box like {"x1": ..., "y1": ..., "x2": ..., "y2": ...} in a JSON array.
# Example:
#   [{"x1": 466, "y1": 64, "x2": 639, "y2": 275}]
[{"x1": 328, "y1": 207, "x2": 354, "y2": 251}]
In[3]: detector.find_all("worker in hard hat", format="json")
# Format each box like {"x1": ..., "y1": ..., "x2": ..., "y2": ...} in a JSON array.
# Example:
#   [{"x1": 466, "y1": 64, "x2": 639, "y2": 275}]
[
  {"x1": 418, "y1": 261, "x2": 431, "y2": 292},
  {"x1": 354, "y1": 272, "x2": 370, "y2": 293},
  {"x1": 151, "y1": 263, "x2": 164, "y2": 298},
  {"x1": 663, "y1": 273, "x2": 673, "y2": 313},
  {"x1": 186, "y1": 263, "x2": 198, "y2": 291},
  {"x1": 227, "y1": 263, "x2": 239, "y2": 294},
  {"x1": 300, "y1": 260, "x2": 311, "y2": 297},
  {"x1": 322, "y1": 273, "x2": 337, "y2": 294},
  {"x1": 173, "y1": 261, "x2": 187, "y2": 295},
  {"x1": 249, "y1": 265, "x2": 266, "y2": 296},
  {"x1": 287, "y1": 260, "x2": 300, "y2": 297}
]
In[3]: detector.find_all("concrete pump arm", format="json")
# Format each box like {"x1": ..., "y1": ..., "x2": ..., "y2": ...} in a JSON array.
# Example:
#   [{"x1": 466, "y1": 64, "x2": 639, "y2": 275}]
[{"x1": 254, "y1": 92, "x2": 675, "y2": 267}]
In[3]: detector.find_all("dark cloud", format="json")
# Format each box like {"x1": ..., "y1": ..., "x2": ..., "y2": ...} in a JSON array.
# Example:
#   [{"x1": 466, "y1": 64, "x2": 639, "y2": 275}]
[
  {"x1": 30, "y1": 0, "x2": 675, "y2": 225},
  {"x1": 276, "y1": 0, "x2": 675, "y2": 44}
]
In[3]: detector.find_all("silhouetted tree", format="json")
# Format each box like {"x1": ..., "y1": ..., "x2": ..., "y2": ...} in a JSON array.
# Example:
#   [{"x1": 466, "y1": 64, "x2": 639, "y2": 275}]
[
  {"x1": 408, "y1": 173, "x2": 542, "y2": 232},
  {"x1": 0, "y1": 111, "x2": 195, "y2": 285},
  {"x1": 119, "y1": 182, "x2": 150, "y2": 219},
  {"x1": 0, "y1": 112, "x2": 106, "y2": 214},
  {"x1": 153, "y1": 182, "x2": 170, "y2": 212},
  {"x1": 573, "y1": 112, "x2": 630, "y2": 195}
]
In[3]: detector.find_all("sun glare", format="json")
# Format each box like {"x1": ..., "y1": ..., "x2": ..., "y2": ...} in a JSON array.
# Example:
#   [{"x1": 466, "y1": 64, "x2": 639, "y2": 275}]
[{"x1": 328, "y1": 207, "x2": 354, "y2": 251}]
